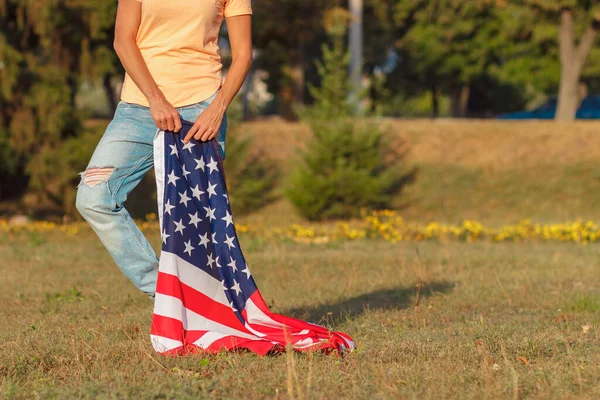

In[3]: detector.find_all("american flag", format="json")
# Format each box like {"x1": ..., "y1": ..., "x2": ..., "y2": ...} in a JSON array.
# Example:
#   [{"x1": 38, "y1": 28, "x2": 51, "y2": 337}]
[{"x1": 150, "y1": 121, "x2": 355, "y2": 355}]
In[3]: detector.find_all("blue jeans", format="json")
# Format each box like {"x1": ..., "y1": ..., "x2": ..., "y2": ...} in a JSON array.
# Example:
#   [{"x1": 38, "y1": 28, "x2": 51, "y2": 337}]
[{"x1": 75, "y1": 90, "x2": 227, "y2": 300}]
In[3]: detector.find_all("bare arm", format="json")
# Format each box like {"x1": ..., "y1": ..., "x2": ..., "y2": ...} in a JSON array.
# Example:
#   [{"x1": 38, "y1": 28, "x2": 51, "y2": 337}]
[
  {"x1": 183, "y1": 14, "x2": 253, "y2": 144},
  {"x1": 113, "y1": 0, "x2": 182, "y2": 132}
]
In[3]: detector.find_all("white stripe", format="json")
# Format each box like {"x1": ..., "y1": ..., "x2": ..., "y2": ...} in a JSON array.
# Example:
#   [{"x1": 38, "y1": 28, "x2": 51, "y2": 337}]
[
  {"x1": 343, "y1": 338, "x2": 356, "y2": 350},
  {"x1": 153, "y1": 128, "x2": 165, "y2": 233},
  {"x1": 292, "y1": 329, "x2": 310, "y2": 336},
  {"x1": 150, "y1": 334, "x2": 182, "y2": 353},
  {"x1": 244, "y1": 322, "x2": 267, "y2": 338},
  {"x1": 193, "y1": 331, "x2": 262, "y2": 350},
  {"x1": 154, "y1": 293, "x2": 258, "y2": 341},
  {"x1": 158, "y1": 251, "x2": 230, "y2": 307},
  {"x1": 245, "y1": 298, "x2": 284, "y2": 328}
]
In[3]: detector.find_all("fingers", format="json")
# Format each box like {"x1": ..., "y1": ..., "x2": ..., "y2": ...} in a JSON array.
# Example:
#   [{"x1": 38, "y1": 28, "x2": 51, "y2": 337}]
[
  {"x1": 201, "y1": 128, "x2": 217, "y2": 142},
  {"x1": 169, "y1": 111, "x2": 181, "y2": 132},
  {"x1": 158, "y1": 117, "x2": 167, "y2": 131},
  {"x1": 183, "y1": 123, "x2": 198, "y2": 144},
  {"x1": 194, "y1": 125, "x2": 210, "y2": 142},
  {"x1": 184, "y1": 126, "x2": 217, "y2": 144},
  {"x1": 181, "y1": 112, "x2": 221, "y2": 143},
  {"x1": 153, "y1": 109, "x2": 181, "y2": 132},
  {"x1": 166, "y1": 115, "x2": 175, "y2": 132},
  {"x1": 174, "y1": 115, "x2": 182, "y2": 133}
]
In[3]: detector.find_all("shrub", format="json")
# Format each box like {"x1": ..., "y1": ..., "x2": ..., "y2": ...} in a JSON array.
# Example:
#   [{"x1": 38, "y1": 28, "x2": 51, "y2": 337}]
[{"x1": 283, "y1": 30, "x2": 412, "y2": 221}]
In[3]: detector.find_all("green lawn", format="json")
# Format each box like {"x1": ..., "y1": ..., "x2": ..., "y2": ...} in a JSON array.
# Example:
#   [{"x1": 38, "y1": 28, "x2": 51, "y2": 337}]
[
  {"x1": 1, "y1": 227, "x2": 599, "y2": 399},
  {"x1": 3, "y1": 120, "x2": 600, "y2": 398}
]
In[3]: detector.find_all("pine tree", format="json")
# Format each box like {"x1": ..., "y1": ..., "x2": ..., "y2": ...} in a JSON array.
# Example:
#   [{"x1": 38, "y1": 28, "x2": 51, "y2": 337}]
[{"x1": 284, "y1": 17, "x2": 410, "y2": 221}]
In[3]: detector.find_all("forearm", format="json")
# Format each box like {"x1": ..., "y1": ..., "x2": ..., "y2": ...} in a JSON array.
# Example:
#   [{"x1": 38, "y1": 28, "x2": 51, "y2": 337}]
[
  {"x1": 211, "y1": 53, "x2": 252, "y2": 114},
  {"x1": 114, "y1": 38, "x2": 164, "y2": 104}
]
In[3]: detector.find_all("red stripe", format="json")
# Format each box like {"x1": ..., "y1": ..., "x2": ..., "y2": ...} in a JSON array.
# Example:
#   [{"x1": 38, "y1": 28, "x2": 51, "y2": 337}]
[
  {"x1": 207, "y1": 335, "x2": 277, "y2": 355},
  {"x1": 155, "y1": 271, "x2": 251, "y2": 334},
  {"x1": 244, "y1": 292, "x2": 354, "y2": 350},
  {"x1": 152, "y1": 274, "x2": 354, "y2": 356},
  {"x1": 151, "y1": 314, "x2": 208, "y2": 344}
]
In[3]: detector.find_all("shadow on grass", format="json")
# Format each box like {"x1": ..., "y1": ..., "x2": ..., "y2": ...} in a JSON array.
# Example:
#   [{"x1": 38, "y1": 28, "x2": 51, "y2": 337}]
[{"x1": 283, "y1": 280, "x2": 455, "y2": 324}]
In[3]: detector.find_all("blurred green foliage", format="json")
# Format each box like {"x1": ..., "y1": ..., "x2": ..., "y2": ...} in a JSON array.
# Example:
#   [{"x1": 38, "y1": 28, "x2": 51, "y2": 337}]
[
  {"x1": 0, "y1": 0, "x2": 117, "y2": 214},
  {"x1": 1, "y1": 0, "x2": 600, "y2": 218},
  {"x1": 223, "y1": 96, "x2": 280, "y2": 216},
  {"x1": 284, "y1": 33, "x2": 412, "y2": 220}
]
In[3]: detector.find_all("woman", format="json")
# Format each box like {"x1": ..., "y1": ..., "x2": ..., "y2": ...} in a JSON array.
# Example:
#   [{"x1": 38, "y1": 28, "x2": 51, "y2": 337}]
[
  {"x1": 76, "y1": 0, "x2": 355, "y2": 355},
  {"x1": 75, "y1": 0, "x2": 253, "y2": 300}
]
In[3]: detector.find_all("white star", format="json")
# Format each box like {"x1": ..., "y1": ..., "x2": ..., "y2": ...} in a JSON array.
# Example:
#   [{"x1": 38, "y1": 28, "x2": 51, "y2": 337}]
[
  {"x1": 164, "y1": 199, "x2": 175, "y2": 216},
  {"x1": 230, "y1": 279, "x2": 242, "y2": 296},
  {"x1": 222, "y1": 210, "x2": 234, "y2": 227},
  {"x1": 241, "y1": 264, "x2": 252, "y2": 279},
  {"x1": 204, "y1": 206, "x2": 216, "y2": 220},
  {"x1": 194, "y1": 156, "x2": 205, "y2": 171},
  {"x1": 161, "y1": 229, "x2": 170, "y2": 244},
  {"x1": 223, "y1": 193, "x2": 229, "y2": 204},
  {"x1": 179, "y1": 190, "x2": 191, "y2": 207},
  {"x1": 221, "y1": 279, "x2": 228, "y2": 291},
  {"x1": 182, "y1": 140, "x2": 196, "y2": 153},
  {"x1": 174, "y1": 219, "x2": 186, "y2": 235},
  {"x1": 169, "y1": 144, "x2": 179, "y2": 157},
  {"x1": 211, "y1": 232, "x2": 219, "y2": 245},
  {"x1": 167, "y1": 170, "x2": 180, "y2": 186},
  {"x1": 207, "y1": 182, "x2": 218, "y2": 198},
  {"x1": 207, "y1": 252, "x2": 216, "y2": 269},
  {"x1": 198, "y1": 232, "x2": 210, "y2": 248},
  {"x1": 188, "y1": 212, "x2": 201, "y2": 228},
  {"x1": 191, "y1": 184, "x2": 204, "y2": 200},
  {"x1": 227, "y1": 256, "x2": 238, "y2": 272},
  {"x1": 181, "y1": 165, "x2": 191, "y2": 179},
  {"x1": 215, "y1": 256, "x2": 222, "y2": 268},
  {"x1": 206, "y1": 157, "x2": 219, "y2": 174},
  {"x1": 224, "y1": 234, "x2": 236, "y2": 249},
  {"x1": 183, "y1": 240, "x2": 195, "y2": 256},
  {"x1": 230, "y1": 301, "x2": 238, "y2": 312}
]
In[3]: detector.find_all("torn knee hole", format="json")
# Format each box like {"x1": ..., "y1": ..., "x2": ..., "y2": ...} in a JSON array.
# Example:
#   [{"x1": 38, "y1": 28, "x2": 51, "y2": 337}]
[{"x1": 78, "y1": 167, "x2": 115, "y2": 188}]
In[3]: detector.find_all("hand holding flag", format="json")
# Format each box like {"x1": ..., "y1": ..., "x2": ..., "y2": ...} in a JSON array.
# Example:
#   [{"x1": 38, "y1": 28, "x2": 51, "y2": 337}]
[{"x1": 151, "y1": 121, "x2": 356, "y2": 355}]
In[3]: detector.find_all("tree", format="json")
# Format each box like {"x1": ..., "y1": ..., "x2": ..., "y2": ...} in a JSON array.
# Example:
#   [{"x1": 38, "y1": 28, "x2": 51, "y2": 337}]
[
  {"x1": 497, "y1": 1, "x2": 600, "y2": 121},
  {"x1": 390, "y1": 0, "x2": 509, "y2": 117},
  {"x1": 555, "y1": 5, "x2": 599, "y2": 120},
  {"x1": 252, "y1": 0, "x2": 332, "y2": 119},
  {"x1": 0, "y1": 0, "x2": 117, "y2": 214},
  {"x1": 284, "y1": 17, "x2": 411, "y2": 220}
]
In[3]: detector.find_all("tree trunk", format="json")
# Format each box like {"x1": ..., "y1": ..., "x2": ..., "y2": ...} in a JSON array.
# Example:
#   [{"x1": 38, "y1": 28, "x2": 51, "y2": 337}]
[
  {"x1": 349, "y1": 0, "x2": 363, "y2": 113},
  {"x1": 103, "y1": 74, "x2": 117, "y2": 115},
  {"x1": 291, "y1": 41, "x2": 305, "y2": 105},
  {"x1": 67, "y1": 74, "x2": 78, "y2": 108},
  {"x1": 555, "y1": 10, "x2": 598, "y2": 121},
  {"x1": 557, "y1": 68, "x2": 580, "y2": 121},
  {"x1": 451, "y1": 83, "x2": 470, "y2": 118},
  {"x1": 431, "y1": 84, "x2": 439, "y2": 118},
  {"x1": 279, "y1": 83, "x2": 297, "y2": 121}
]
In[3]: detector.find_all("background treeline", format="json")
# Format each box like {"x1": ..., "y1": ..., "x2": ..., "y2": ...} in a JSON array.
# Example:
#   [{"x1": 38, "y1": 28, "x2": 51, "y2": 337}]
[{"x1": 1, "y1": 0, "x2": 600, "y2": 218}]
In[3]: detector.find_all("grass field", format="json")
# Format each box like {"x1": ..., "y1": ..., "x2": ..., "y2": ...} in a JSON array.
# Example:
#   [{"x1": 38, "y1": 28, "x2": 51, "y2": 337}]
[
  {"x1": 1, "y1": 227, "x2": 600, "y2": 399},
  {"x1": 2, "y1": 120, "x2": 600, "y2": 399}
]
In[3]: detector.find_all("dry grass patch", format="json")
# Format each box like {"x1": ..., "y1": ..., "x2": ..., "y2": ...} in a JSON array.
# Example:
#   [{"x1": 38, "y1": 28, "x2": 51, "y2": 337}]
[{"x1": 1, "y1": 227, "x2": 600, "y2": 399}]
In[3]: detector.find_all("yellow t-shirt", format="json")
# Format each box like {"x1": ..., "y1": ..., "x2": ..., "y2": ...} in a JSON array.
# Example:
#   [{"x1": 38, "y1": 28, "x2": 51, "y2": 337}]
[{"x1": 120, "y1": 0, "x2": 253, "y2": 108}]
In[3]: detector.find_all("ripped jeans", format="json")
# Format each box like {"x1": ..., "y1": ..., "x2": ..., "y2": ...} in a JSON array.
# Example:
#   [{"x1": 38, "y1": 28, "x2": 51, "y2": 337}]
[{"x1": 75, "y1": 89, "x2": 227, "y2": 300}]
